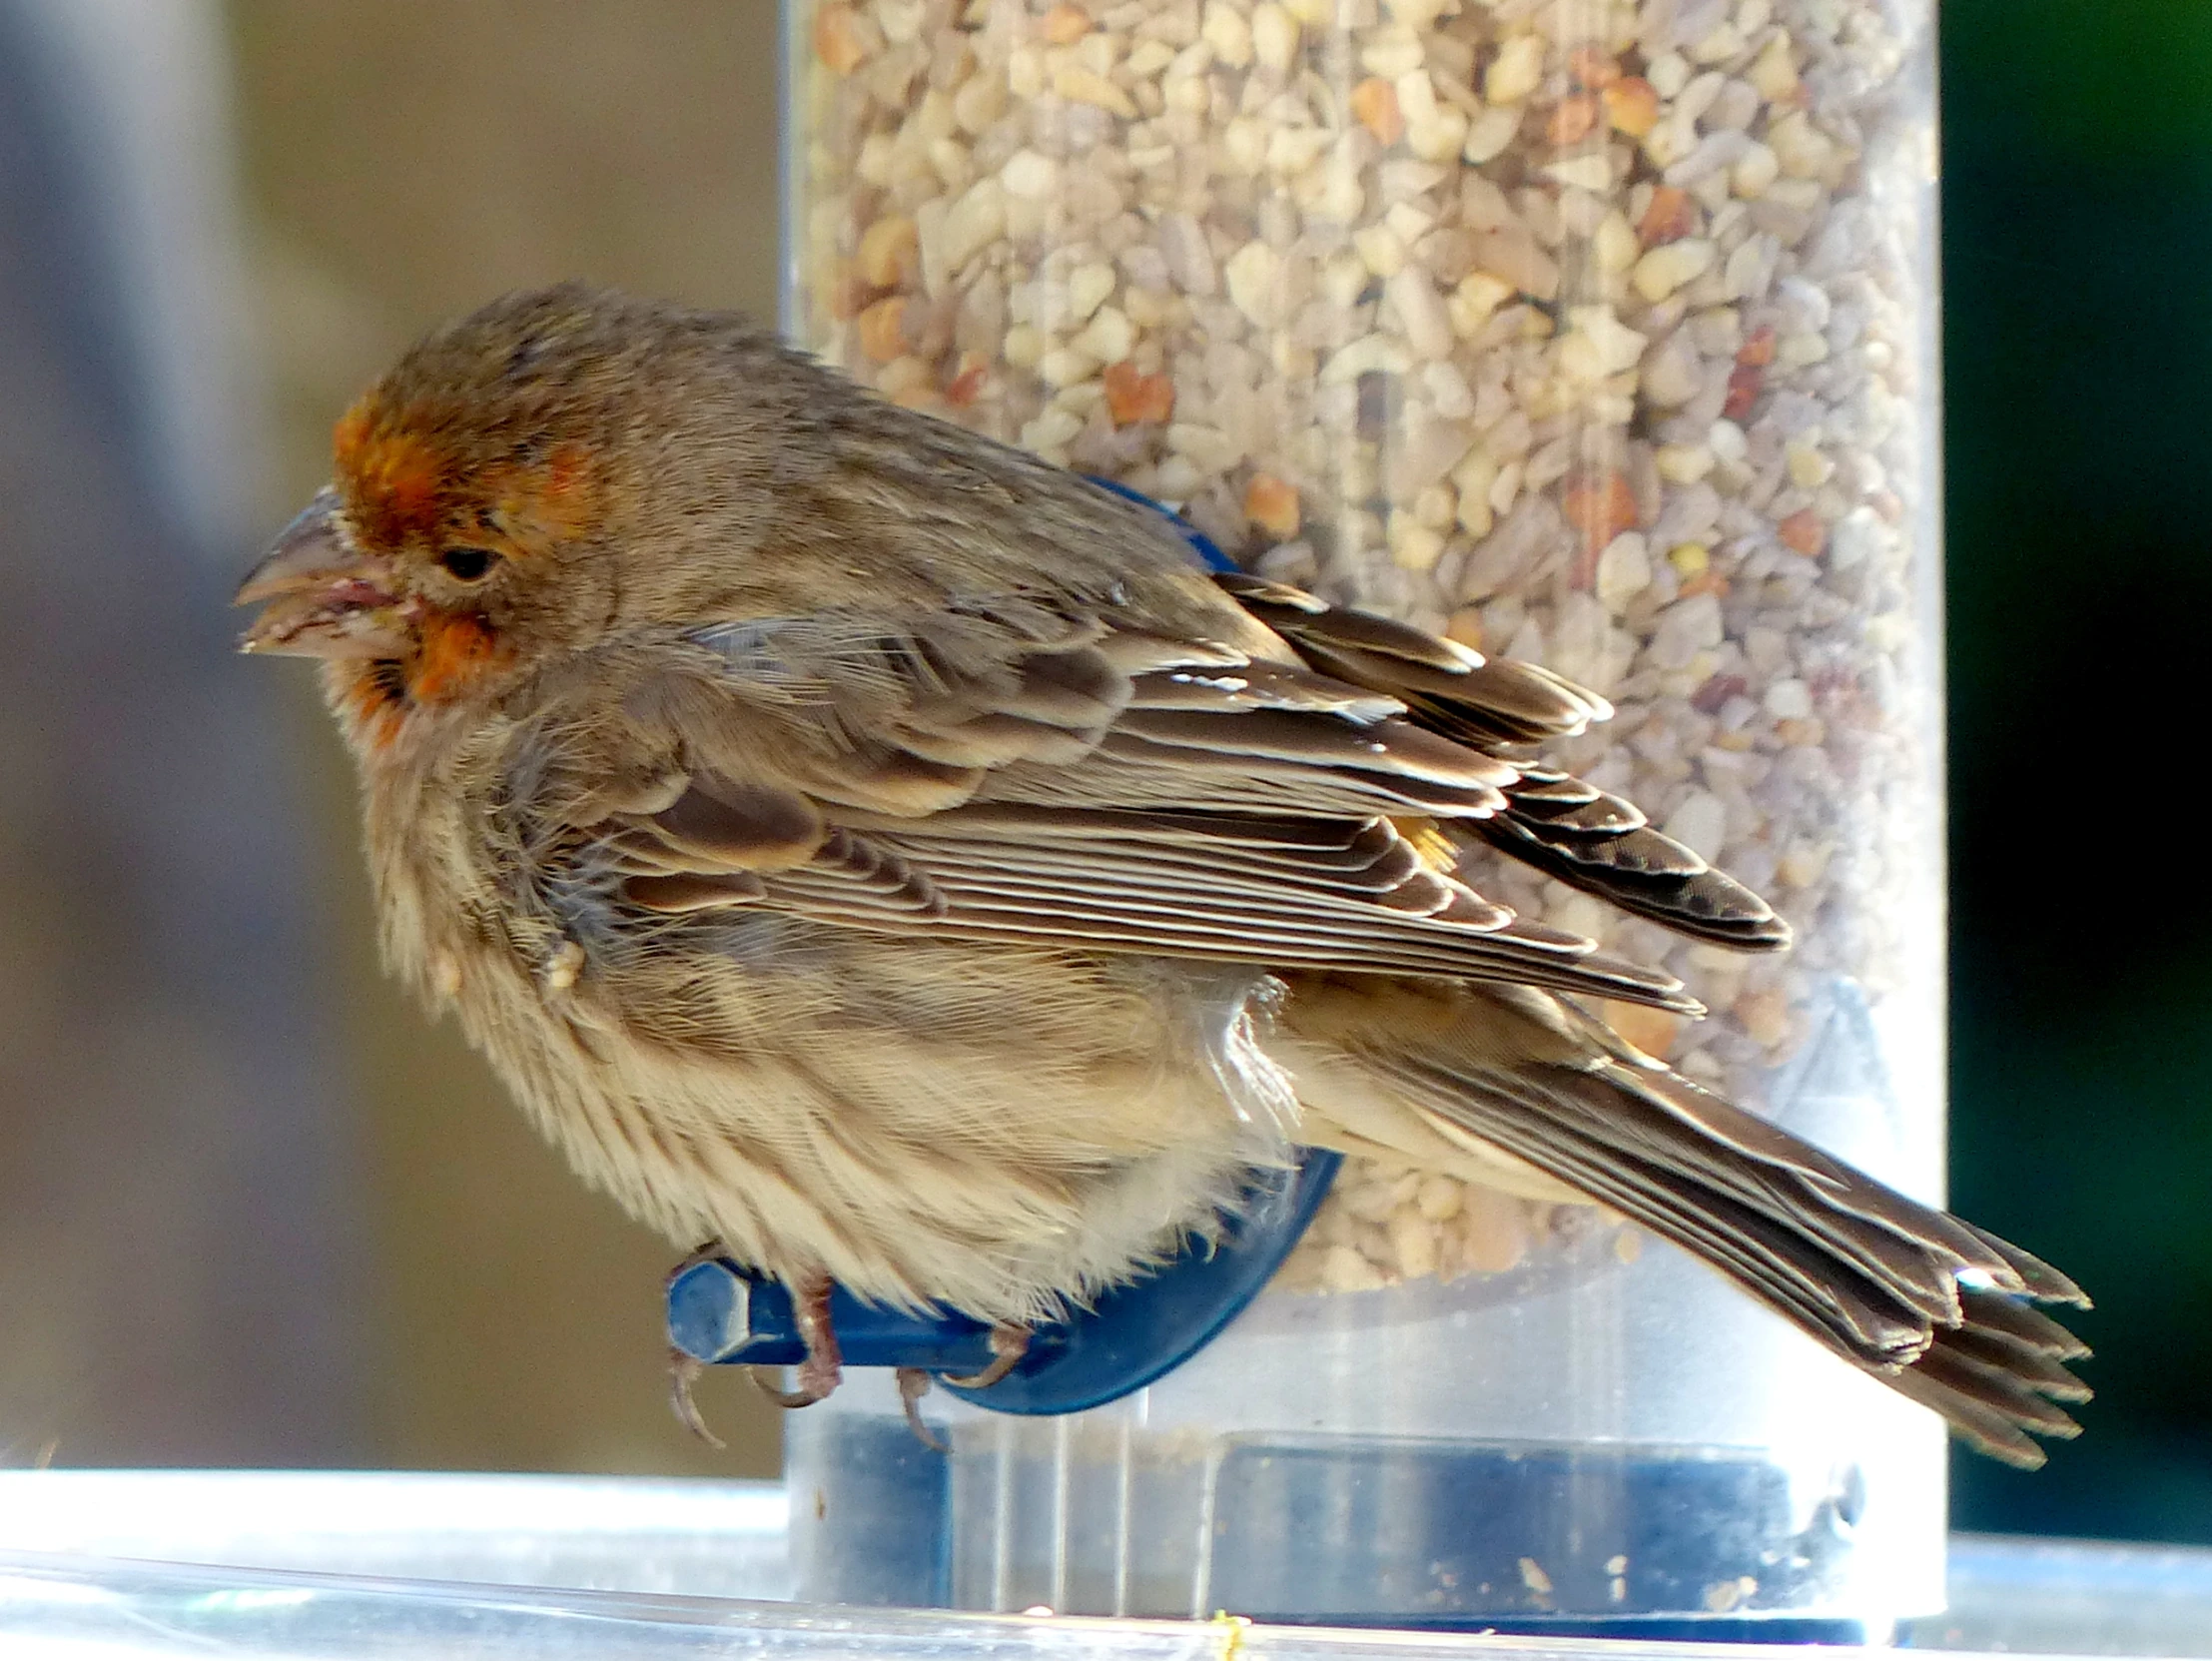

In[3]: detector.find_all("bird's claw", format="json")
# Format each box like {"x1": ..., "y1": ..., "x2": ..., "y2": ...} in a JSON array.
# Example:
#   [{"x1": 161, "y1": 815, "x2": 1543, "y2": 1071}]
[
  {"x1": 942, "y1": 1323, "x2": 1030, "y2": 1389},
  {"x1": 668, "y1": 1348, "x2": 728, "y2": 1449},
  {"x1": 746, "y1": 1364, "x2": 835, "y2": 1408},
  {"x1": 897, "y1": 1366, "x2": 947, "y2": 1451}
]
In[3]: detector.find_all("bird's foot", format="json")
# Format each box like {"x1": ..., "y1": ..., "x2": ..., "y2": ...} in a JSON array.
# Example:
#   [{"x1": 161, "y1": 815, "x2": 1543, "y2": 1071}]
[
  {"x1": 665, "y1": 1241, "x2": 735, "y2": 1447},
  {"x1": 896, "y1": 1366, "x2": 947, "y2": 1451},
  {"x1": 747, "y1": 1271, "x2": 843, "y2": 1408},
  {"x1": 942, "y1": 1323, "x2": 1030, "y2": 1389}
]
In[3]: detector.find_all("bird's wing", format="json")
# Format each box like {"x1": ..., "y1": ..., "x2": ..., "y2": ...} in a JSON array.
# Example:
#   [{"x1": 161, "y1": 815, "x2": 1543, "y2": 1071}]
[
  {"x1": 540, "y1": 594, "x2": 1699, "y2": 1011},
  {"x1": 1215, "y1": 574, "x2": 1789, "y2": 949}
]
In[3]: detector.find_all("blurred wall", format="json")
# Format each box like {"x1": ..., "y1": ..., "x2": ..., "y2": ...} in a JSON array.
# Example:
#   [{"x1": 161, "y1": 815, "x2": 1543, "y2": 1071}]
[
  {"x1": 1, "y1": 0, "x2": 362, "y2": 1466},
  {"x1": 223, "y1": 0, "x2": 787, "y2": 1478}
]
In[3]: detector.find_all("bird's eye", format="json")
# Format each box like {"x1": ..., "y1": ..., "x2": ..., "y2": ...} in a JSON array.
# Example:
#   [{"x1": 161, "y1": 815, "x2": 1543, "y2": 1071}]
[{"x1": 438, "y1": 546, "x2": 499, "y2": 582}]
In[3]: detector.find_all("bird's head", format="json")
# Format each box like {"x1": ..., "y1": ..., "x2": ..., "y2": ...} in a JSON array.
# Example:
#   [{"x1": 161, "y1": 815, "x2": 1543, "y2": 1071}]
[{"x1": 236, "y1": 284, "x2": 801, "y2": 740}]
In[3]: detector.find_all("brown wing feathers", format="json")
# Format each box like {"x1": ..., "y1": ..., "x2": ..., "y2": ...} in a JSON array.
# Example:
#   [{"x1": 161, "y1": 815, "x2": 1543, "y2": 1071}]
[
  {"x1": 622, "y1": 601, "x2": 1728, "y2": 1009},
  {"x1": 1215, "y1": 571, "x2": 1610, "y2": 746},
  {"x1": 620, "y1": 788, "x2": 1698, "y2": 1011},
  {"x1": 1483, "y1": 768, "x2": 1791, "y2": 950},
  {"x1": 1214, "y1": 573, "x2": 1790, "y2": 950},
  {"x1": 663, "y1": 580, "x2": 1784, "y2": 970}
]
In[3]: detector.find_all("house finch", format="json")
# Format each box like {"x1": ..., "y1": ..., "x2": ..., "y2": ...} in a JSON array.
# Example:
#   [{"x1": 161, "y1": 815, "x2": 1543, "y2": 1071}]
[{"x1": 238, "y1": 284, "x2": 2087, "y2": 1466}]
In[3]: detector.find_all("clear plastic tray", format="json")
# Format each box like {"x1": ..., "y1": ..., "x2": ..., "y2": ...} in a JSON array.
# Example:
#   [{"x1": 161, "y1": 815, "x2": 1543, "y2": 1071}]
[{"x1": 2, "y1": 1472, "x2": 2207, "y2": 1659}]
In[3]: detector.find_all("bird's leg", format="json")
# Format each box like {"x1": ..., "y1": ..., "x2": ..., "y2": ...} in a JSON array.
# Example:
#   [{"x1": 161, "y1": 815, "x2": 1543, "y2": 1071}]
[
  {"x1": 896, "y1": 1367, "x2": 947, "y2": 1452},
  {"x1": 747, "y1": 1271, "x2": 843, "y2": 1408},
  {"x1": 790, "y1": 1273, "x2": 844, "y2": 1400},
  {"x1": 941, "y1": 1323, "x2": 1031, "y2": 1389},
  {"x1": 666, "y1": 1241, "x2": 731, "y2": 1448}
]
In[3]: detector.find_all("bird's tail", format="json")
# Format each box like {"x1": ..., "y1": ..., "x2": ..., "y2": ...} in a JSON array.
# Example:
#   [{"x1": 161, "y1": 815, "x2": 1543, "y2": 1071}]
[{"x1": 1277, "y1": 975, "x2": 2091, "y2": 1468}]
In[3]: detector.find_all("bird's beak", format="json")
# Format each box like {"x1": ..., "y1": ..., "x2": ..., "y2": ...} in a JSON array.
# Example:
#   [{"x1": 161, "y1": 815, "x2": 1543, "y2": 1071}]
[{"x1": 235, "y1": 489, "x2": 412, "y2": 658}]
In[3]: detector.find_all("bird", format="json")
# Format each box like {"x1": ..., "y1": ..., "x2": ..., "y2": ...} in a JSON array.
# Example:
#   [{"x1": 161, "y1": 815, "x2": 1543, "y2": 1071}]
[{"x1": 236, "y1": 282, "x2": 2088, "y2": 1468}]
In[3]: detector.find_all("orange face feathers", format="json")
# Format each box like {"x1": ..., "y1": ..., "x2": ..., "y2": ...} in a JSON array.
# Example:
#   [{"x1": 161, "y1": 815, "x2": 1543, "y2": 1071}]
[
  {"x1": 334, "y1": 403, "x2": 450, "y2": 552},
  {"x1": 333, "y1": 396, "x2": 603, "y2": 562},
  {"x1": 408, "y1": 611, "x2": 513, "y2": 704},
  {"x1": 329, "y1": 611, "x2": 513, "y2": 754}
]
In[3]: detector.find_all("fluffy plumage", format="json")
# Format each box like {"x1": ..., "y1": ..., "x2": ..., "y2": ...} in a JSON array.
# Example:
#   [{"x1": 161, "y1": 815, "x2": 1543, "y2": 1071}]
[{"x1": 239, "y1": 284, "x2": 2087, "y2": 1467}]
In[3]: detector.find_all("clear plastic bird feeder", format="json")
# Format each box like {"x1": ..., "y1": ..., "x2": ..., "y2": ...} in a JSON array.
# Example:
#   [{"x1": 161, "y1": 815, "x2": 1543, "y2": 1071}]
[{"x1": 781, "y1": 0, "x2": 1947, "y2": 1633}]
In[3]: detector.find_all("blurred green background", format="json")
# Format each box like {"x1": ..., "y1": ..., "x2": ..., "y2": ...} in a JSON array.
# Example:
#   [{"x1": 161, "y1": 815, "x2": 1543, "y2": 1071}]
[{"x1": 1943, "y1": 1, "x2": 2212, "y2": 1542}]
